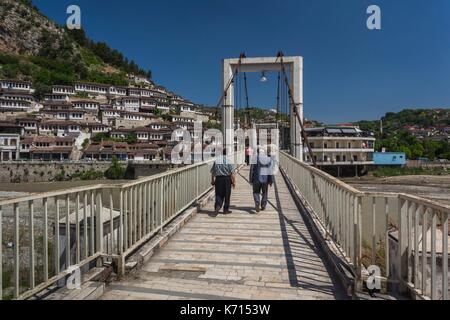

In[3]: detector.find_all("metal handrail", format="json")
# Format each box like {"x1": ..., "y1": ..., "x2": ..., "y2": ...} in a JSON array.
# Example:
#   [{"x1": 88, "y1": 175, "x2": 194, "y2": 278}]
[
  {"x1": 279, "y1": 151, "x2": 449, "y2": 300},
  {"x1": 0, "y1": 159, "x2": 214, "y2": 300}
]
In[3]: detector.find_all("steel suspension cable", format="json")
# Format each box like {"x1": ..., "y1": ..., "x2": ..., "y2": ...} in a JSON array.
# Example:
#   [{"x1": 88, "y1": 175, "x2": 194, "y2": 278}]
[
  {"x1": 276, "y1": 71, "x2": 281, "y2": 123},
  {"x1": 243, "y1": 72, "x2": 250, "y2": 110},
  {"x1": 243, "y1": 72, "x2": 250, "y2": 128},
  {"x1": 277, "y1": 51, "x2": 317, "y2": 167},
  {"x1": 215, "y1": 53, "x2": 245, "y2": 110}
]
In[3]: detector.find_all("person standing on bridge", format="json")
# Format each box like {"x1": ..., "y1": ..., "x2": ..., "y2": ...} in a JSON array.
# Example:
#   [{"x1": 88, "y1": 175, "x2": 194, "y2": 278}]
[
  {"x1": 245, "y1": 144, "x2": 253, "y2": 166},
  {"x1": 249, "y1": 147, "x2": 274, "y2": 213},
  {"x1": 211, "y1": 147, "x2": 236, "y2": 215}
]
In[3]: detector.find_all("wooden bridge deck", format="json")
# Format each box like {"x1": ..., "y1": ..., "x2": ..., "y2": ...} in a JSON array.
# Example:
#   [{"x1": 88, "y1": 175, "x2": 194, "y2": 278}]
[{"x1": 100, "y1": 167, "x2": 348, "y2": 300}]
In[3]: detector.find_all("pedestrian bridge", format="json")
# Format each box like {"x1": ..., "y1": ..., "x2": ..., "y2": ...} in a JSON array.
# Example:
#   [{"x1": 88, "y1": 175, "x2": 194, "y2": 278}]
[
  {"x1": 101, "y1": 166, "x2": 347, "y2": 300},
  {"x1": 0, "y1": 152, "x2": 448, "y2": 300}
]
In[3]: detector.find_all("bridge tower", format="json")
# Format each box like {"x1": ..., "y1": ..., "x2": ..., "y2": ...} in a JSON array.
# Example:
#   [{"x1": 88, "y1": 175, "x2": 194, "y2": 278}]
[{"x1": 221, "y1": 56, "x2": 304, "y2": 161}]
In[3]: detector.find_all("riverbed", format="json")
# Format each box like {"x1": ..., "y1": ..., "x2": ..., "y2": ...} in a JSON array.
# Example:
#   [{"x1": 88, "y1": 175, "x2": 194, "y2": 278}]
[
  {"x1": 343, "y1": 175, "x2": 450, "y2": 206},
  {"x1": 0, "y1": 180, "x2": 129, "y2": 200}
]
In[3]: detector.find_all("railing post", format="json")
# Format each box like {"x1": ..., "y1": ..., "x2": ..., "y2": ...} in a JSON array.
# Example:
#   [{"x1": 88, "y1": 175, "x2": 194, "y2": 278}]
[
  {"x1": 13, "y1": 203, "x2": 20, "y2": 299},
  {"x1": 29, "y1": 200, "x2": 35, "y2": 290},
  {"x1": 398, "y1": 198, "x2": 409, "y2": 293},
  {"x1": 354, "y1": 196, "x2": 363, "y2": 292},
  {"x1": 119, "y1": 189, "x2": 124, "y2": 255},
  {"x1": 95, "y1": 191, "x2": 104, "y2": 267},
  {"x1": 160, "y1": 177, "x2": 164, "y2": 234},
  {"x1": 196, "y1": 165, "x2": 199, "y2": 202},
  {"x1": 43, "y1": 198, "x2": 49, "y2": 282},
  {"x1": 0, "y1": 205, "x2": 2, "y2": 300},
  {"x1": 442, "y1": 211, "x2": 448, "y2": 300},
  {"x1": 116, "y1": 188, "x2": 126, "y2": 278}
]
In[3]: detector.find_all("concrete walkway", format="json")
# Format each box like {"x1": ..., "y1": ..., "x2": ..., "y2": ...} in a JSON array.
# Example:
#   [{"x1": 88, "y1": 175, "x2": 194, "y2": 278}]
[{"x1": 100, "y1": 167, "x2": 348, "y2": 300}]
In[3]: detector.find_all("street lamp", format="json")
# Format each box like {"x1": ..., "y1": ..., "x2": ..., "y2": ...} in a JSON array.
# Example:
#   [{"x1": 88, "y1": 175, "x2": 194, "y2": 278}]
[{"x1": 260, "y1": 71, "x2": 268, "y2": 82}]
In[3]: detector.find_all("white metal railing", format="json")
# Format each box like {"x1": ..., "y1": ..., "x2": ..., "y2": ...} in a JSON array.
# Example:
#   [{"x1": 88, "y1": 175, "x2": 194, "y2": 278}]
[
  {"x1": 280, "y1": 152, "x2": 364, "y2": 275},
  {"x1": 0, "y1": 160, "x2": 214, "y2": 300},
  {"x1": 280, "y1": 151, "x2": 449, "y2": 300}
]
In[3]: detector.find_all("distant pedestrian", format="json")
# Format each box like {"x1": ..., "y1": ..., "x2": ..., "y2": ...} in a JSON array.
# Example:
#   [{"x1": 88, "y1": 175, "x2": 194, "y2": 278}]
[
  {"x1": 249, "y1": 148, "x2": 274, "y2": 213},
  {"x1": 211, "y1": 148, "x2": 236, "y2": 215},
  {"x1": 245, "y1": 145, "x2": 253, "y2": 166}
]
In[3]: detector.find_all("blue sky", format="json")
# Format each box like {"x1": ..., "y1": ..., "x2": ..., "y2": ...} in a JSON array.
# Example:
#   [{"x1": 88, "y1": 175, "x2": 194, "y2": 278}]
[{"x1": 32, "y1": 0, "x2": 450, "y2": 123}]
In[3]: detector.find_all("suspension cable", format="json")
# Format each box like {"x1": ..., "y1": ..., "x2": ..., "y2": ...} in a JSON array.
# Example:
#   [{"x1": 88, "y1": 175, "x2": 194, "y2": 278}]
[
  {"x1": 242, "y1": 72, "x2": 250, "y2": 128},
  {"x1": 243, "y1": 72, "x2": 249, "y2": 110},
  {"x1": 236, "y1": 69, "x2": 240, "y2": 111},
  {"x1": 215, "y1": 53, "x2": 245, "y2": 109},
  {"x1": 277, "y1": 51, "x2": 317, "y2": 167},
  {"x1": 276, "y1": 71, "x2": 281, "y2": 129}
]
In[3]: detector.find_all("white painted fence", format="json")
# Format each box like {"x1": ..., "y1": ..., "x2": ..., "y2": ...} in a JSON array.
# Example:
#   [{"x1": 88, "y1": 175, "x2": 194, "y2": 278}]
[
  {"x1": 0, "y1": 160, "x2": 214, "y2": 300},
  {"x1": 280, "y1": 151, "x2": 449, "y2": 300}
]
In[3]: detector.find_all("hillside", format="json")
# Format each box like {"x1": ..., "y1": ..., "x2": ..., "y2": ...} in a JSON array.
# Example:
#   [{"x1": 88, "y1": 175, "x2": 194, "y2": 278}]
[
  {"x1": 355, "y1": 108, "x2": 450, "y2": 160},
  {"x1": 0, "y1": 0, "x2": 151, "y2": 98},
  {"x1": 356, "y1": 109, "x2": 450, "y2": 133}
]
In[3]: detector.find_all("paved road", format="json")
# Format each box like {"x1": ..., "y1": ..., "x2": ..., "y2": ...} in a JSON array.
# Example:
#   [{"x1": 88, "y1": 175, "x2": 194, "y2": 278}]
[{"x1": 100, "y1": 167, "x2": 348, "y2": 300}]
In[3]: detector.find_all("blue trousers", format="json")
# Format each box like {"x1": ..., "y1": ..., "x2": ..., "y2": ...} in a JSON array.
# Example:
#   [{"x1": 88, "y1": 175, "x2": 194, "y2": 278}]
[{"x1": 253, "y1": 182, "x2": 269, "y2": 208}]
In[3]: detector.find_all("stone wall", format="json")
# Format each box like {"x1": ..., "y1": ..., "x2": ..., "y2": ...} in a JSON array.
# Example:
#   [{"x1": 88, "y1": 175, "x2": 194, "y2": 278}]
[
  {"x1": 126, "y1": 162, "x2": 181, "y2": 179},
  {"x1": 0, "y1": 162, "x2": 112, "y2": 183},
  {"x1": 0, "y1": 161, "x2": 180, "y2": 183}
]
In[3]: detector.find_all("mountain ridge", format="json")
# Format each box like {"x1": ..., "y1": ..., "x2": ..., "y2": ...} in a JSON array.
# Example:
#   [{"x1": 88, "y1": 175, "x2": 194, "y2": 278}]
[{"x1": 0, "y1": 0, "x2": 153, "y2": 98}]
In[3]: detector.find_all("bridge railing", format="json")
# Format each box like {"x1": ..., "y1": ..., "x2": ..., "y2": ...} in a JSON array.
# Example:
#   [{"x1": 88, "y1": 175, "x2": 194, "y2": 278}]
[
  {"x1": 280, "y1": 152, "x2": 364, "y2": 275},
  {"x1": 0, "y1": 160, "x2": 214, "y2": 300},
  {"x1": 280, "y1": 151, "x2": 449, "y2": 300}
]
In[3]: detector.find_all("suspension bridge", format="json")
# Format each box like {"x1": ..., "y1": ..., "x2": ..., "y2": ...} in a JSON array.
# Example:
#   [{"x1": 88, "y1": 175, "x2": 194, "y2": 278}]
[{"x1": 0, "y1": 53, "x2": 448, "y2": 301}]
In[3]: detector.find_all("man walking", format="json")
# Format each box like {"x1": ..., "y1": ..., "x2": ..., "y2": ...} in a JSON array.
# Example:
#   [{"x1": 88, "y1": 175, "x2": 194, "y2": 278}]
[
  {"x1": 249, "y1": 148, "x2": 274, "y2": 213},
  {"x1": 211, "y1": 148, "x2": 236, "y2": 215}
]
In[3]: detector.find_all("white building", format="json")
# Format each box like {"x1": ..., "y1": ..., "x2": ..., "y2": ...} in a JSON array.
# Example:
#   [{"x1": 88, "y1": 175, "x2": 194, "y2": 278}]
[
  {"x1": 127, "y1": 88, "x2": 141, "y2": 97},
  {"x1": 52, "y1": 85, "x2": 75, "y2": 96},
  {"x1": 1, "y1": 91, "x2": 35, "y2": 103},
  {"x1": 178, "y1": 104, "x2": 195, "y2": 113},
  {"x1": 17, "y1": 117, "x2": 39, "y2": 135},
  {"x1": 112, "y1": 97, "x2": 140, "y2": 113},
  {"x1": 73, "y1": 100, "x2": 100, "y2": 113},
  {"x1": 0, "y1": 123, "x2": 22, "y2": 161},
  {"x1": 75, "y1": 82, "x2": 109, "y2": 97},
  {"x1": 44, "y1": 94, "x2": 70, "y2": 102},
  {"x1": 148, "y1": 121, "x2": 170, "y2": 130},
  {"x1": 0, "y1": 99, "x2": 32, "y2": 110},
  {"x1": 108, "y1": 86, "x2": 127, "y2": 97},
  {"x1": 38, "y1": 120, "x2": 81, "y2": 137},
  {"x1": 305, "y1": 126, "x2": 376, "y2": 176},
  {"x1": 172, "y1": 114, "x2": 195, "y2": 123},
  {"x1": 0, "y1": 79, "x2": 33, "y2": 93},
  {"x1": 135, "y1": 127, "x2": 167, "y2": 142}
]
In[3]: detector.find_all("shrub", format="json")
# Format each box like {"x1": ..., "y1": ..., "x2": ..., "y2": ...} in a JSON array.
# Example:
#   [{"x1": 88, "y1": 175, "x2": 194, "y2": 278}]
[
  {"x1": 82, "y1": 138, "x2": 90, "y2": 149},
  {"x1": 73, "y1": 169, "x2": 104, "y2": 181},
  {"x1": 104, "y1": 156, "x2": 126, "y2": 180}
]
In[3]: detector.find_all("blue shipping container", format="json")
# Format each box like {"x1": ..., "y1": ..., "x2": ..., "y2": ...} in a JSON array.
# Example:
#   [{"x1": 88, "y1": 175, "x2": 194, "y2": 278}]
[{"x1": 373, "y1": 152, "x2": 407, "y2": 166}]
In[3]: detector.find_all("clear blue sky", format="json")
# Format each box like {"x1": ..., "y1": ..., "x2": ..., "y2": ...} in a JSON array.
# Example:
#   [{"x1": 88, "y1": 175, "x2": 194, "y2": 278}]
[{"x1": 32, "y1": 0, "x2": 450, "y2": 124}]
